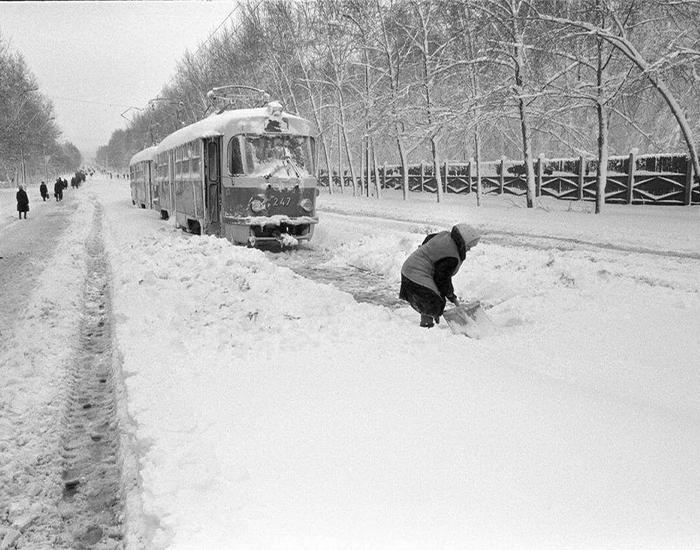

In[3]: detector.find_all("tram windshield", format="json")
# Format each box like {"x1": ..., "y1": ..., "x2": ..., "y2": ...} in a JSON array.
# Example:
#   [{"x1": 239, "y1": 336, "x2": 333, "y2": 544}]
[{"x1": 229, "y1": 134, "x2": 315, "y2": 178}]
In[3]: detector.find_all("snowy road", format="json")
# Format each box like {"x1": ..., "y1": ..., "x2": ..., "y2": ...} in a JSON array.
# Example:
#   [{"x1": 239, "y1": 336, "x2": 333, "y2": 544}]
[
  {"x1": 0, "y1": 188, "x2": 125, "y2": 549},
  {"x1": 2, "y1": 180, "x2": 700, "y2": 549},
  {"x1": 0, "y1": 196, "x2": 75, "y2": 333}
]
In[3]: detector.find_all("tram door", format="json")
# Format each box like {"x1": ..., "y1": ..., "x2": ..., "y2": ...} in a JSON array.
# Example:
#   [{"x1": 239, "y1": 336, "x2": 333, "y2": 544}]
[{"x1": 204, "y1": 137, "x2": 221, "y2": 236}]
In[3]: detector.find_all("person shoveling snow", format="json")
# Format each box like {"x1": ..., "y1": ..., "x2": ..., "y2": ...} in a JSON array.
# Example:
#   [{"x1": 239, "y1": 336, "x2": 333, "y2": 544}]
[{"x1": 399, "y1": 223, "x2": 482, "y2": 329}]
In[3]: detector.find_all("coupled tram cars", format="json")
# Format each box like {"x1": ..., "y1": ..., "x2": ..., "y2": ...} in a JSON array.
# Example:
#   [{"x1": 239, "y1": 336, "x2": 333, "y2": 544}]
[{"x1": 129, "y1": 95, "x2": 319, "y2": 247}]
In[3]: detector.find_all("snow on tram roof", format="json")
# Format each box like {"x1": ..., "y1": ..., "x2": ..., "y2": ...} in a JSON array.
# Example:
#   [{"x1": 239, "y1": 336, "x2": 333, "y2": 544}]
[
  {"x1": 154, "y1": 105, "x2": 314, "y2": 155},
  {"x1": 129, "y1": 145, "x2": 158, "y2": 165}
]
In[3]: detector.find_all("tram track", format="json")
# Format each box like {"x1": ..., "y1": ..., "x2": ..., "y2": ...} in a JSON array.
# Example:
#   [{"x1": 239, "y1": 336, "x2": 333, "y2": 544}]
[
  {"x1": 319, "y1": 207, "x2": 700, "y2": 260},
  {"x1": 270, "y1": 248, "x2": 404, "y2": 309},
  {"x1": 310, "y1": 209, "x2": 700, "y2": 298}
]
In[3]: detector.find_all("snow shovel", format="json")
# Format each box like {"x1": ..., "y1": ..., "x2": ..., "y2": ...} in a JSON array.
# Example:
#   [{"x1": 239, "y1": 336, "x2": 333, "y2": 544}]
[{"x1": 443, "y1": 301, "x2": 496, "y2": 339}]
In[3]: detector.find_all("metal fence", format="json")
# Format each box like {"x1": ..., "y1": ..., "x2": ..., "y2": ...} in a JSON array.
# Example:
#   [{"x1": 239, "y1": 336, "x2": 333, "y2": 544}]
[{"x1": 321, "y1": 151, "x2": 700, "y2": 206}]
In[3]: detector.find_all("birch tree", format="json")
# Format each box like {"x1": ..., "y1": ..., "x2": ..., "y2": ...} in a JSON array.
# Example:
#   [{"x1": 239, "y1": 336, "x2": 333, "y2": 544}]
[
  {"x1": 313, "y1": 0, "x2": 361, "y2": 194},
  {"x1": 375, "y1": 0, "x2": 412, "y2": 199},
  {"x1": 468, "y1": 0, "x2": 543, "y2": 207},
  {"x1": 537, "y1": 1, "x2": 700, "y2": 188},
  {"x1": 401, "y1": 0, "x2": 458, "y2": 203}
]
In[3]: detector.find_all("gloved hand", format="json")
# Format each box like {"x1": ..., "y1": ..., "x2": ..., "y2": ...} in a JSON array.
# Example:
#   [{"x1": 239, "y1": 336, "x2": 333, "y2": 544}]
[{"x1": 447, "y1": 294, "x2": 460, "y2": 307}]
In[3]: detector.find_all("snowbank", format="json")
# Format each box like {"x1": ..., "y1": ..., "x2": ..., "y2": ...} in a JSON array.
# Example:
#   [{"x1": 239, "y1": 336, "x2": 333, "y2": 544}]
[{"x1": 96, "y1": 181, "x2": 700, "y2": 549}]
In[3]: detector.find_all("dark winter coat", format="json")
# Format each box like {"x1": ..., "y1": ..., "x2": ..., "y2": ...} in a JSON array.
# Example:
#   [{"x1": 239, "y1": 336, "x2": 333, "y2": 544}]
[
  {"x1": 40, "y1": 183, "x2": 48, "y2": 198},
  {"x1": 399, "y1": 224, "x2": 480, "y2": 318},
  {"x1": 16, "y1": 188, "x2": 29, "y2": 213}
]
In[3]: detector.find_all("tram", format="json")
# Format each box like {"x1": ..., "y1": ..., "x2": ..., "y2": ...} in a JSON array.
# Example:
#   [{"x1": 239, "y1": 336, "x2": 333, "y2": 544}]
[
  {"x1": 129, "y1": 145, "x2": 157, "y2": 209},
  {"x1": 128, "y1": 95, "x2": 319, "y2": 247}
]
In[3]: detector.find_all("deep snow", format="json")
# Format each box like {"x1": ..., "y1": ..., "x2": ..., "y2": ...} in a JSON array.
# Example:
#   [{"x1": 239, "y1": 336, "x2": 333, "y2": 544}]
[{"x1": 1, "y1": 177, "x2": 699, "y2": 549}]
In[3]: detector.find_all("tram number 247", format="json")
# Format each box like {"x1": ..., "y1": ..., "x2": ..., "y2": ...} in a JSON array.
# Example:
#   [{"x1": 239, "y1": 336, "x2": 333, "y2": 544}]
[{"x1": 269, "y1": 196, "x2": 292, "y2": 207}]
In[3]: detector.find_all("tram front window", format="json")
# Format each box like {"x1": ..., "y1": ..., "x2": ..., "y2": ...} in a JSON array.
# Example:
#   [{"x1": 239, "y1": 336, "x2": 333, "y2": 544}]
[{"x1": 230, "y1": 134, "x2": 315, "y2": 178}]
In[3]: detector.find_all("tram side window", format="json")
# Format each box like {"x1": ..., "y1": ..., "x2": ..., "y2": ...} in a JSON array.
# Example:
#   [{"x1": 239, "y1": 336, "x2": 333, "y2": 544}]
[
  {"x1": 191, "y1": 143, "x2": 201, "y2": 175},
  {"x1": 183, "y1": 143, "x2": 191, "y2": 175},
  {"x1": 228, "y1": 136, "x2": 243, "y2": 175},
  {"x1": 208, "y1": 142, "x2": 219, "y2": 180},
  {"x1": 159, "y1": 154, "x2": 169, "y2": 182},
  {"x1": 309, "y1": 137, "x2": 316, "y2": 173}
]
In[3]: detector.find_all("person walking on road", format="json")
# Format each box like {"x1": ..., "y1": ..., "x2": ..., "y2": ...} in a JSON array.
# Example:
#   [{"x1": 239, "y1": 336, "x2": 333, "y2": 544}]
[
  {"x1": 399, "y1": 223, "x2": 481, "y2": 328},
  {"x1": 54, "y1": 178, "x2": 63, "y2": 202},
  {"x1": 16, "y1": 185, "x2": 29, "y2": 219},
  {"x1": 39, "y1": 181, "x2": 49, "y2": 201}
]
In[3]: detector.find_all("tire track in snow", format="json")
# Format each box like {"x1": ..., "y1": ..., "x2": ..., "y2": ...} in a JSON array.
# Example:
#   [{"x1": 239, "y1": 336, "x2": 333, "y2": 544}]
[{"x1": 55, "y1": 203, "x2": 125, "y2": 549}]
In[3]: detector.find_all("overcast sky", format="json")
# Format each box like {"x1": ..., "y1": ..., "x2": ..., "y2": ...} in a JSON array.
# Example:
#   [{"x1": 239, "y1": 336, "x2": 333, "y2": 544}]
[{"x1": 0, "y1": 1, "x2": 241, "y2": 158}]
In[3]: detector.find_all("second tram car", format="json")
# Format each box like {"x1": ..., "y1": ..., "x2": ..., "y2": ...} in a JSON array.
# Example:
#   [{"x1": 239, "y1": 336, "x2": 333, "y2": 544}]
[
  {"x1": 128, "y1": 99, "x2": 319, "y2": 247},
  {"x1": 129, "y1": 145, "x2": 157, "y2": 209}
]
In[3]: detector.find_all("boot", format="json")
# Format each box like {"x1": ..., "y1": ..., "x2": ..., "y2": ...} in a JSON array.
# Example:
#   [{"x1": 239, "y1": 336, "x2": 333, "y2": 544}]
[{"x1": 420, "y1": 314, "x2": 434, "y2": 328}]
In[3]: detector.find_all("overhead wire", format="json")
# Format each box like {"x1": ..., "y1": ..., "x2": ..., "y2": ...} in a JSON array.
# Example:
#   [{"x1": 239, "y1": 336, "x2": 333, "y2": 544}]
[
  {"x1": 142, "y1": 2, "x2": 241, "y2": 142},
  {"x1": 194, "y1": 4, "x2": 240, "y2": 57},
  {"x1": 51, "y1": 95, "x2": 140, "y2": 110},
  {"x1": 49, "y1": 5, "x2": 241, "y2": 122},
  {"x1": 159, "y1": 3, "x2": 241, "y2": 91}
]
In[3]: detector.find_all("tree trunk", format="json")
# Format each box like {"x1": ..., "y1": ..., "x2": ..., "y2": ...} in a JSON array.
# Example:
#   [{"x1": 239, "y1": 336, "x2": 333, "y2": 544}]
[
  {"x1": 512, "y1": 5, "x2": 536, "y2": 208},
  {"x1": 397, "y1": 137, "x2": 409, "y2": 200},
  {"x1": 372, "y1": 138, "x2": 382, "y2": 198},
  {"x1": 337, "y1": 122, "x2": 344, "y2": 194},
  {"x1": 416, "y1": 1, "x2": 442, "y2": 203},
  {"x1": 517, "y1": 97, "x2": 536, "y2": 208},
  {"x1": 595, "y1": 39, "x2": 608, "y2": 214},
  {"x1": 342, "y1": 126, "x2": 358, "y2": 196},
  {"x1": 432, "y1": 136, "x2": 444, "y2": 203},
  {"x1": 376, "y1": 0, "x2": 409, "y2": 200},
  {"x1": 475, "y1": 132, "x2": 483, "y2": 207},
  {"x1": 360, "y1": 136, "x2": 366, "y2": 197},
  {"x1": 337, "y1": 91, "x2": 358, "y2": 195}
]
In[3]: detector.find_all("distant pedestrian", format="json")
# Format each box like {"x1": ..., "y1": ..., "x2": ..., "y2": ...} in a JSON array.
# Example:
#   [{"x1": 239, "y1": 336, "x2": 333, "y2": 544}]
[
  {"x1": 54, "y1": 178, "x2": 64, "y2": 202},
  {"x1": 39, "y1": 181, "x2": 49, "y2": 201},
  {"x1": 16, "y1": 185, "x2": 29, "y2": 219}
]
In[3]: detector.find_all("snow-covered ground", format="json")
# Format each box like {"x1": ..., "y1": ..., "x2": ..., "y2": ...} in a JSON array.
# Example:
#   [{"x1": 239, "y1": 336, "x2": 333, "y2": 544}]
[{"x1": 1, "y1": 177, "x2": 699, "y2": 549}]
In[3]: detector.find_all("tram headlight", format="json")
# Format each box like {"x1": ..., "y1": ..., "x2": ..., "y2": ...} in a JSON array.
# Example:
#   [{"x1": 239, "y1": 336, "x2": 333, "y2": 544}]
[
  {"x1": 299, "y1": 198, "x2": 314, "y2": 213},
  {"x1": 250, "y1": 199, "x2": 266, "y2": 213}
]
